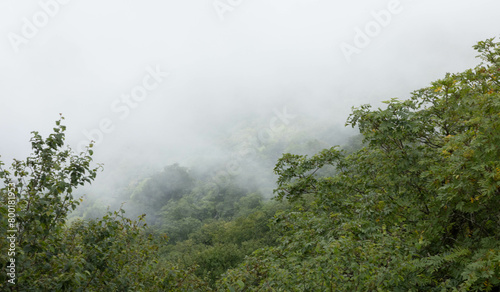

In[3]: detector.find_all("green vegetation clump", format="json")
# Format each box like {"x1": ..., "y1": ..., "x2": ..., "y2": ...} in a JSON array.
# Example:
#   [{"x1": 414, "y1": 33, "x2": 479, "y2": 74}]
[
  {"x1": 0, "y1": 117, "x2": 207, "y2": 291},
  {"x1": 1, "y1": 38, "x2": 499, "y2": 291},
  {"x1": 219, "y1": 38, "x2": 500, "y2": 291}
]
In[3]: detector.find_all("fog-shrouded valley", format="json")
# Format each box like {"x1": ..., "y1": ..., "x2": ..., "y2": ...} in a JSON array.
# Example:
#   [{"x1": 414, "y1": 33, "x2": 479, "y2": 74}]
[{"x1": 1, "y1": 1, "x2": 500, "y2": 291}]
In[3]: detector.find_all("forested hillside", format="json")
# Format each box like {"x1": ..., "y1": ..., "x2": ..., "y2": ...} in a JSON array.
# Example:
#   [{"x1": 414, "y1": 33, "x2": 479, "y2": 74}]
[{"x1": 1, "y1": 38, "x2": 499, "y2": 291}]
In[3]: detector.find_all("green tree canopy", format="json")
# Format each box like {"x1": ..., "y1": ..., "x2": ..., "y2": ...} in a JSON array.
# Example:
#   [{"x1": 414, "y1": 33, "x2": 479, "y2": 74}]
[
  {"x1": 219, "y1": 38, "x2": 500, "y2": 291},
  {"x1": 0, "y1": 117, "x2": 207, "y2": 291}
]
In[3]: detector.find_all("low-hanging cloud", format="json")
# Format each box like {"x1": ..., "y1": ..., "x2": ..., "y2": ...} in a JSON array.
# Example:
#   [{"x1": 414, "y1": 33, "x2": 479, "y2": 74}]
[{"x1": 1, "y1": 0, "x2": 499, "y2": 200}]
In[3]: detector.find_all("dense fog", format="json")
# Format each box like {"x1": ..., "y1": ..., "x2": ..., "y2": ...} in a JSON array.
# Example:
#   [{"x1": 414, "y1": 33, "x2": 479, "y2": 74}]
[
  {"x1": 2, "y1": 2, "x2": 500, "y2": 290},
  {"x1": 1, "y1": 0, "x2": 499, "y2": 199}
]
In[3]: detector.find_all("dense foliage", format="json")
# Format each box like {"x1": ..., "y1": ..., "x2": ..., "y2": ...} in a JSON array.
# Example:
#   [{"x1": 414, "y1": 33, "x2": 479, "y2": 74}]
[
  {"x1": 219, "y1": 38, "x2": 500, "y2": 291},
  {"x1": 1, "y1": 38, "x2": 499, "y2": 291},
  {"x1": 0, "y1": 118, "x2": 207, "y2": 291}
]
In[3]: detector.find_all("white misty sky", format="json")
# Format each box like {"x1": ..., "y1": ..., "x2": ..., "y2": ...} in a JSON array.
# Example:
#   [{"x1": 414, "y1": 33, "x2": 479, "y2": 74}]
[{"x1": 0, "y1": 0, "x2": 499, "y2": 185}]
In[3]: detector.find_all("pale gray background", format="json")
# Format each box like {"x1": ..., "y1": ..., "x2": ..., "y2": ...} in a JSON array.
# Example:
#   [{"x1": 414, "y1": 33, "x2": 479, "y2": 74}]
[{"x1": 1, "y1": 0, "x2": 499, "y2": 194}]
